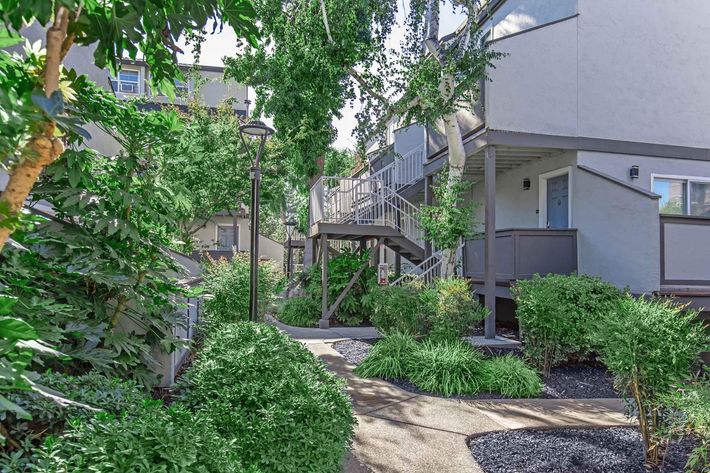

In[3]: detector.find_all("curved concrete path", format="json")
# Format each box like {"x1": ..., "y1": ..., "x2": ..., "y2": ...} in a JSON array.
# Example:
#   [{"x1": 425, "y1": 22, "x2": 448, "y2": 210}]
[{"x1": 271, "y1": 319, "x2": 633, "y2": 473}]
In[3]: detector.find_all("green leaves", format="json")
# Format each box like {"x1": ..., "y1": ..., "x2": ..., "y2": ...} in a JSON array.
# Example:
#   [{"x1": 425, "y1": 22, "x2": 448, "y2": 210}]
[
  {"x1": 0, "y1": 317, "x2": 37, "y2": 340},
  {"x1": 420, "y1": 172, "x2": 478, "y2": 251}
]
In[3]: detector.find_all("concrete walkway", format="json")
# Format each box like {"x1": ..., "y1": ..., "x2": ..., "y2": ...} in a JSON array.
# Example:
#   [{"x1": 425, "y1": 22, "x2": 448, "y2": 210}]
[
  {"x1": 271, "y1": 320, "x2": 632, "y2": 473},
  {"x1": 265, "y1": 315, "x2": 381, "y2": 343}
]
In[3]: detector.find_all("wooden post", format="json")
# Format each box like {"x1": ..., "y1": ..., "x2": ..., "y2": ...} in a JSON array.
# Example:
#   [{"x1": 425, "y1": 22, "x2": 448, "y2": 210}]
[
  {"x1": 484, "y1": 146, "x2": 497, "y2": 339},
  {"x1": 424, "y1": 174, "x2": 433, "y2": 259},
  {"x1": 319, "y1": 234, "x2": 330, "y2": 329}
]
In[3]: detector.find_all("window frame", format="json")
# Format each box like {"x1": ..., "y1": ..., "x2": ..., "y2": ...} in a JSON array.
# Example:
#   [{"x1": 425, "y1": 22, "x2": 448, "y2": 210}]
[
  {"x1": 111, "y1": 67, "x2": 141, "y2": 95},
  {"x1": 215, "y1": 223, "x2": 238, "y2": 251},
  {"x1": 651, "y1": 173, "x2": 710, "y2": 216}
]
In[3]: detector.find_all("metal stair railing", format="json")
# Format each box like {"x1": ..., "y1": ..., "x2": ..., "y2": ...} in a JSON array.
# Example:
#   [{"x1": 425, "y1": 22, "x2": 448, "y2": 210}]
[
  {"x1": 369, "y1": 144, "x2": 425, "y2": 192},
  {"x1": 310, "y1": 176, "x2": 425, "y2": 248}
]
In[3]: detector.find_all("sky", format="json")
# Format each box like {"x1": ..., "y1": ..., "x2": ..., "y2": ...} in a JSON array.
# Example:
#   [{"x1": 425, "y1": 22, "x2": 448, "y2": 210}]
[{"x1": 176, "y1": 5, "x2": 465, "y2": 150}]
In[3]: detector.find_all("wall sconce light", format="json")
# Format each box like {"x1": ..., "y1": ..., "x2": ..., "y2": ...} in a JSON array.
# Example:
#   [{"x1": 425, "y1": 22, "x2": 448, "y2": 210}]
[
  {"x1": 630, "y1": 165, "x2": 640, "y2": 179},
  {"x1": 523, "y1": 178, "x2": 531, "y2": 190}
]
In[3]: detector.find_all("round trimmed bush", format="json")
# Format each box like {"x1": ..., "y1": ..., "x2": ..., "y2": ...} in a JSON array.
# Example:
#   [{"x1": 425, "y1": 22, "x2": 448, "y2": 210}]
[
  {"x1": 185, "y1": 322, "x2": 354, "y2": 473},
  {"x1": 354, "y1": 332, "x2": 418, "y2": 379},
  {"x1": 278, "y1": 296, "x2": 320, "y2": 327},
  {"x1": 479, "y1": 354, "x2": 543, "y2": 398},
  {"x1": 407, "y1": 339, "x2": 483, "y2": 396}
]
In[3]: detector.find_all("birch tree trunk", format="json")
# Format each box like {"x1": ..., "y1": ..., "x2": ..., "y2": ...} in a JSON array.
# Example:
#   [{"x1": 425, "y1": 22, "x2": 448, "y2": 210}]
[{"x1": 0, "y1": 7, "x2": 71, "y2": 252}]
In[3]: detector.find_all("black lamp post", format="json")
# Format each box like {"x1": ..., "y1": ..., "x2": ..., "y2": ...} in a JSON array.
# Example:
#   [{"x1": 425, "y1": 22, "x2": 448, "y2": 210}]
[
  {"x1": 285, "y1": 219, "x2": 297, "y2": 281},
  {"x1": 239, "y1": 120, "x2": 274, "y2": 322}
]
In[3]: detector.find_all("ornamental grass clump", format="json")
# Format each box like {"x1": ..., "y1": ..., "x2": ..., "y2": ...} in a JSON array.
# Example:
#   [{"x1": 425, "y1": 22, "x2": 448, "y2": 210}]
[
  {"x1": 662, "y1": 378, "x2": 710, "y2": 472},
  {"x1": 512, "y1": 274, "x2": 622, "y2": 376},
  {"x1": 354, "y1": 332, "x2": 418, "y2": 379},
  {"x1": 479, "y1": 354, "x2": 543, "y2": 398},
  {"x1": 407, "y1": 338, "x2": 483, "y2": 396},
  {"x1": 185, "y1": 322, "x2": 355, "y2": 473},
  {"x1": 592, "y1": 296, "x2": 709, "y2": 467}
]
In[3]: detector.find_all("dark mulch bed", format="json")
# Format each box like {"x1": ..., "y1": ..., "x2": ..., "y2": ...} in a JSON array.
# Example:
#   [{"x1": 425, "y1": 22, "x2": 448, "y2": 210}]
[
  {"x1": 332, "y1": 339, "x2": 618, "y2": 400},
  {"x1": 468, "y1": 427, "x2": 697, "y2": 473}
]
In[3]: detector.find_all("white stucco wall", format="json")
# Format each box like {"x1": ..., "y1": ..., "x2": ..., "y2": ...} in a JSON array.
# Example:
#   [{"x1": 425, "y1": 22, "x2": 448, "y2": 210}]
[
  {"x1": 577, "y1": 152, "x2": 710, "y2": 192},
  {"x1": 574, "y1": 166, "x2": 660, "y2": 293},
  {"x1": 486, "y1": 0, "x2": 710, "y2": 149},
  {"x1": 577, "y1": 0, "x2": 710, "y2": 148},
  {"x1": 486, "y1": 17, "x2": 579, "y2": 137}
]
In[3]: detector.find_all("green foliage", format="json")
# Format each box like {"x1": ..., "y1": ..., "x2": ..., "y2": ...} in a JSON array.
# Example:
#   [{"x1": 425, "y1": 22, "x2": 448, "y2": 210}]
[
  {"x1": 33, "y1": 402, "x2": 248, "y2": 473},
  {"x1": 592, "y1": 296, "x2": 709, "y2": 466},
  {"x1": 1, "y1": 0, "x2": 258, "y2": 94},
  {"x1": 202, "y1": 253, "x2": 283, "y2": 324},
  {"x1": 184, "y1": 322, "x2": 355, "y2": 473},
  {"x1": 407, "y1": 339, "x2": 482, "y2": 397},
  {"x1": 278, "y1": 296, "x2": 321, "y2": 327},
  {"x1": 420, "y1": 174, "x2": 477, "y2": 251},
  {"x1": 161, "y1": 101, "x2": 287, "y2": 253},
  {"x1": 1, "y1": 371, "x2": 149, "y2": 471},
  {"x1": 663, "y1": 379, "x2": 710, "y2": 473},
  {"x1": 479, "y1": 355, "x2": 543, "y2": 398},
  {"x1": 369, "y1": 284, "x2": 428, "y2": 336},
  {"x1": 370, "y1": 278, "x2": 486, "y2": 340},
  {"x1": 354, "y1": 333, "x2": 417, "y2": 379},
  {"x1": 512, "y1": 274, "x2": 622, "y2": 376},
  {"x1": 424, "y1": 278, "x2": 487, "y2": 342},
  {"x1": 305, "y1": 249, "x2": 375, "y2": 326}
]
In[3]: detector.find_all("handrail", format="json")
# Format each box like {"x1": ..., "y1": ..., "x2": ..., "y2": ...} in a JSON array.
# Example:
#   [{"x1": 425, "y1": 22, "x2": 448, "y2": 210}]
[
  {"x1": 369, "y1": 144, "x2": 425, "y2": 192},
  {"x1": 310, "y1": 175, "x2": 425, "y2": 247}
]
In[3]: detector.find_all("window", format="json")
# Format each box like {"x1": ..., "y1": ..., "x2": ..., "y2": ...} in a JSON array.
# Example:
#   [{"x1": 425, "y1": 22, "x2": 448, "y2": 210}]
[
  {"x1": 652, "y1": 176, "x2": 710, "y2": 217},
  {"x1": 110, "y1": 69, "x2": 140, "y2": 94},
  {"x1": 489, "y1": 0, "x2": 577, "y2": 39},
  {"x1": 216, "y1": 224, "x2": 236, "y2": 250},
  {"x1": 155, "y1": 78, "x2": 191, "y2": 97}
]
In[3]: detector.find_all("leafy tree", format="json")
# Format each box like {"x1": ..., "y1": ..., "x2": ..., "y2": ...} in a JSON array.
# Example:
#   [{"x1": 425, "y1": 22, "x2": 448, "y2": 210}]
[
  {"x1": 160, "y1": 101, "x2": 286, "y2": 253},
  {"x1": 0, "y1": 0, "x2": 259, "y2": 252},
  {"x1": 225, "y1": 0, "x2": 501, "y2": 276},
  {"x1": 420, "y1": 171, "x2": 478, "y2": 272}
]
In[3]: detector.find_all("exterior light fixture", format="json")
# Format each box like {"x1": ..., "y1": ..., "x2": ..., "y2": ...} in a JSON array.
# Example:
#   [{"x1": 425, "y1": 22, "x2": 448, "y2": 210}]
[
  {"x1": 630, "y1": 165, "x2": 640, "y2": 179},
  {"x1": 285, "y1": 219, "x2": 298, "y2": 281},
  {"x1": 239, "y1": 120, "x2": 275, "y2": 322},
  {"x1": 523, "y1": 178, "x2": 531, "y2": 190}
]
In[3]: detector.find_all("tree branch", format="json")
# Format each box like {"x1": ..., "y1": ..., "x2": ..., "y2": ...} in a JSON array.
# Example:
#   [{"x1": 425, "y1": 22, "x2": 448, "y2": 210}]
[
  {"x1": 347, "y1": 68, "x2": 389, "y2": 106},
  {"x1": 319, "y1": 0, "x2": 334, "y2": 43}
]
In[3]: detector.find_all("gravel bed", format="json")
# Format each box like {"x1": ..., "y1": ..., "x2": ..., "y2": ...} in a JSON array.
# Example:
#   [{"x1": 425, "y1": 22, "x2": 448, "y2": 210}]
[
  {"x1": 334, "y1": 339, "x2": 374, "y2": 365},
  {"x1": 469, "y1": 427, "x2": 696, "y2": 473},
  {"x1": 332, "y1": 339, "x2": 618, "y2": 400}
]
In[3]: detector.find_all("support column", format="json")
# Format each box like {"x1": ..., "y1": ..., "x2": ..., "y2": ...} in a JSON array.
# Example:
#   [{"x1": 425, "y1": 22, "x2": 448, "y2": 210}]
[
  {"x1": 319, "y1": 234, "x2": 329, "y2": 329},
  {"x1": 484, "y1": 146, "x2": 497, "y2": 339},
  {"x1": 424, "y1": 174, "x2": 434, "y2": 259}
]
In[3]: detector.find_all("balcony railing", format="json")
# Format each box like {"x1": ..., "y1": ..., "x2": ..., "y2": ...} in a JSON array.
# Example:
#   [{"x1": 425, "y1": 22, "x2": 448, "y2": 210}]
[
  {"x1": 464, "y1": 228, "x2": 578, "y2": 282},
  {"x1": 310, "y1": 176, "x2": 424, "y2": 246}
]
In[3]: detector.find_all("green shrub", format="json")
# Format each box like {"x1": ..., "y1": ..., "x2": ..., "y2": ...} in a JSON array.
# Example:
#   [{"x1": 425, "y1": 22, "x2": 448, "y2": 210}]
[
  {"x1": 424, "y1": 278, "x2": 488, "y2": 341},
  {"x1": 479, "y1": 355, "x2": 543, "y2": 398},
  {"x1": 369, "y1": 284, "x2": 428, "y2": 336},
  {"x1": 1, "y1": 371, "x2": 149, "y2": 471},
  {"x1": 304, "y1": 249, "x2": 375, "y2": 326},
  {"x1": 371, "y1": 278, "x2": 486, "y2": 340},
  {"x1": 202, "y1": 253, "x2": 283, "y2": 324},
  {"x1": 512, "y1": 274, "x2": 622, "y2": 375},
  {"x1": 354, "y1": 333, "x2": 418, "y2": 379},
  {"x1": 663, "y1": 379, "x2": 710, "y2": 473},
  {"x1": 33, "y1": 402, "x2": 248, "y2": 473},
  {"x1": 278, "y1": 296, "x2": 321, "y2": 327},
  {"x1": 185, "y1": 322, "x2": 354, "y2": 473},
  {"x1": 407, "y1": 339, "x2": 483, "y2": 396},
  {"x1": 592, "y1": 296, "x2": 709, "y2": 466}
]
